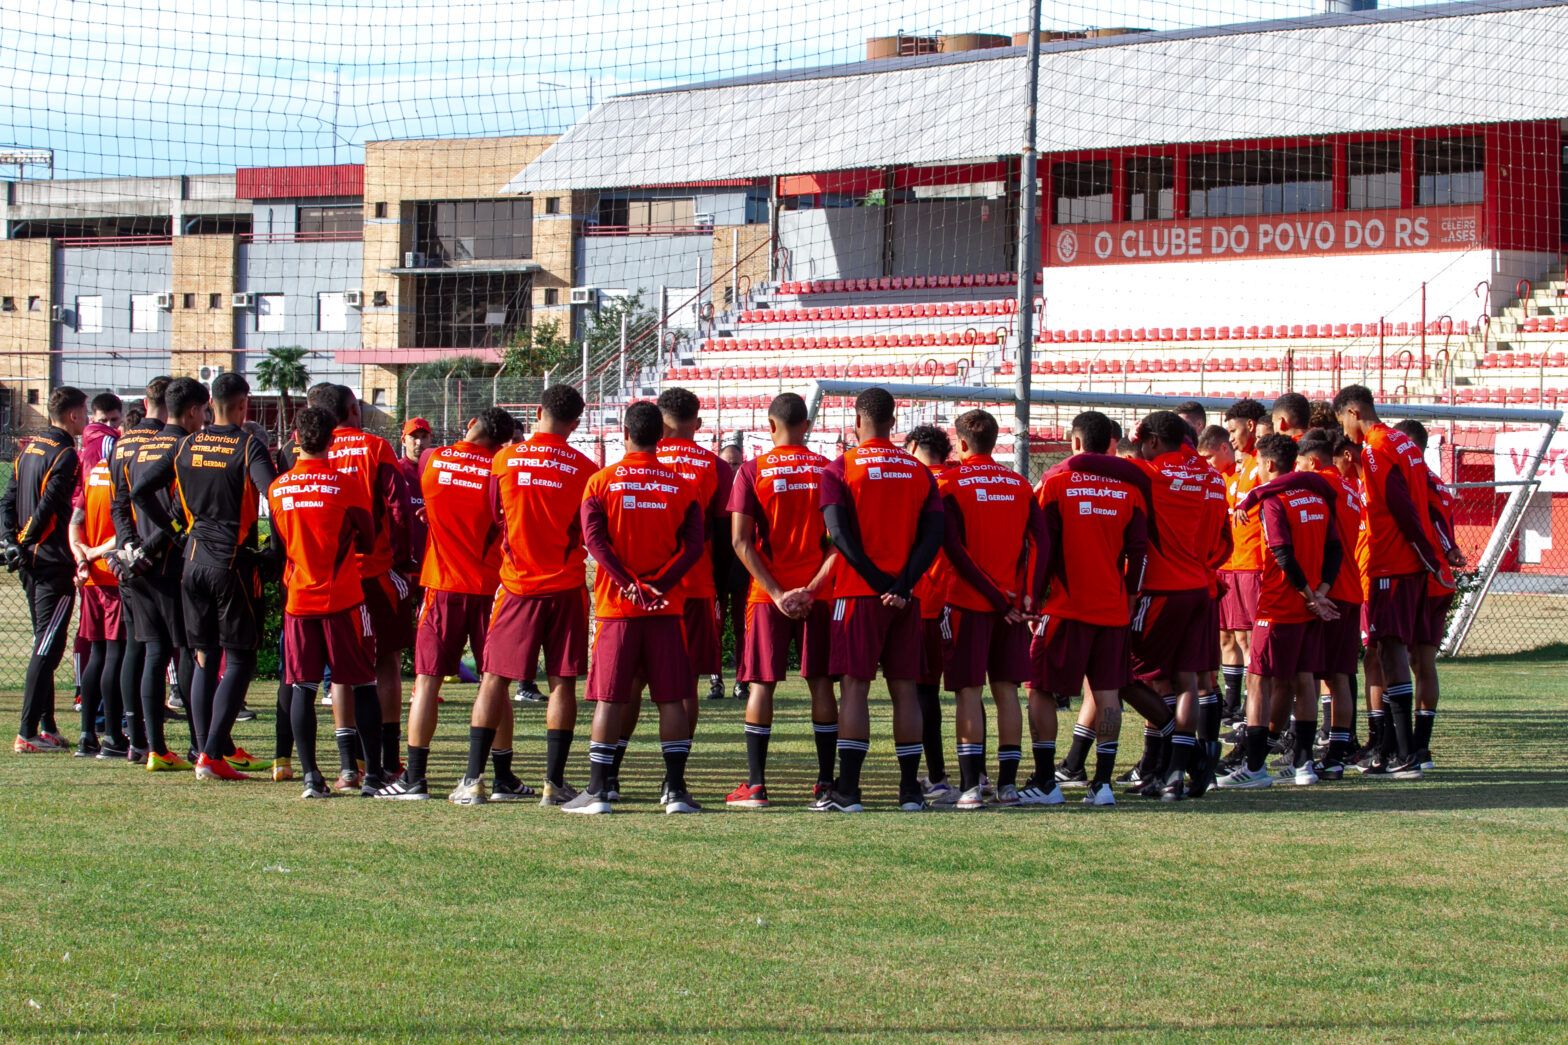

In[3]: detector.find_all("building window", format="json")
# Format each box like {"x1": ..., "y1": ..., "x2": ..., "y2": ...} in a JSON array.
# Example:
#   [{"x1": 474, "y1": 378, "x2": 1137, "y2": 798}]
[
  {"x1": 183, "y1": 293, "x2": 197, "y2": 310},
  {"x1": 76, "y1": 295, "x2": 104, "y2": 334},
  {"x1": 374, "y1": 202, "x2": 388, "y2": 219},
  {"x1": 371, "y1": 388, "x2": 387, "y2": 406},
  {"x1": 130, "y1": 294, "x2": 160, "y2": 333},
  {"x1": 298, "y1": 205, "x2": 363, "y2": 237},
  {"x1": 1052, "y1": 161, "x2": 1113, "y2": 224},
  {"x1": 594, "y1": 196, "x2": 696, "y2": 231},
  {"x1": 1416, "y1": 137, "x2": 1483, "y2": 206},
  {"x1": 413, "y1": 273, "x2": 531, "y2": 348},
  {"x1": 27, "y1": 388, "x2": 39, "y2": 405},
  {"x1": 1347, "y1": 141, "x2": 1401, "y2": 210},
  {"x1": 317, "y1": 291, "x2": 348, "y2": 332},
  {"x1": 256, "y1": 293, "x2": 286, "y2": 333},
  {"x1": 28, "y1": 296, "x2": 41, "y2": 311},
  {"x1": 209, "y1": 292, "x2": 222, "y2": 309},
  {"x1": 1125, "y1": 157, "x2": 1174, "y2": 221},
  {"x1": 413, "y1": 199, "x2": 534, "y2": 262},
  {"x1": 1, "y1": 297, "x2": 13, "y2": 312},
  {"x1": 544, "y1": 196, "x2": 561, "y2": 215},
  {"x1": 1188, "y1": 146, "x2": 1332, "y2": 218},
  {"x1": 543, "y1": 287, "x2": 560, "y2": 306}
]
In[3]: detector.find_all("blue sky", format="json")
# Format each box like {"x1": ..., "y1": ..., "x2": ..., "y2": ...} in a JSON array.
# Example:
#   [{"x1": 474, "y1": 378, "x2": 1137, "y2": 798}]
[{"x1": 1, "y1": 0, "x2": 1435, "y2": 178}]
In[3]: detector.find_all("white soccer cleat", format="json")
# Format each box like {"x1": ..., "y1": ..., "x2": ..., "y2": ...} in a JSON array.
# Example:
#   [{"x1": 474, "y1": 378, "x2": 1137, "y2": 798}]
[
  {"x1": 448, "y1": 776, "x2": 488, "y2": 805},
  {"x1": 1216, "y1": 766, "x2": 1273, "y2": 790},
  {"x1": 1017, "y1": 781, "x2": 1066, "y2": 806},
  {"x1": 1083, "y1": 782, "x2": 1116, "y2": 807}
]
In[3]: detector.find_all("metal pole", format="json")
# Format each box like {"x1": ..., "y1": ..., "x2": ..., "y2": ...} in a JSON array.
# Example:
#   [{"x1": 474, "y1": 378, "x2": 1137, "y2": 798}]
[
  {"x1": 581, "y1": 335, "x2": 589, "y2": 393},
  {"x1": 1012, "y1": 0, "x2": 1044, "y2": 480},
  {"x1": 619, "y1": 312, "x2": 627, "y2": 401}
]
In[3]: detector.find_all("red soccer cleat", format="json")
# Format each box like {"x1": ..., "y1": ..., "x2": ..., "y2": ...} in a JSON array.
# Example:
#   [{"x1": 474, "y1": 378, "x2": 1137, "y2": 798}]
[
  {"x1": 725, "y1": 782, "x2": 770, "y2": 809},
  {"x1": 195, "y1": 753, "x2": 249, "y2": 781}
]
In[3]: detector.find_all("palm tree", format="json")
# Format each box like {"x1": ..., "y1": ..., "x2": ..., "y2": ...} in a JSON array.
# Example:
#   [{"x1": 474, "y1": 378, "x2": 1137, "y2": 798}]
[{"x1": 255, "y1": 345, "x2": 311, "y2": 440}]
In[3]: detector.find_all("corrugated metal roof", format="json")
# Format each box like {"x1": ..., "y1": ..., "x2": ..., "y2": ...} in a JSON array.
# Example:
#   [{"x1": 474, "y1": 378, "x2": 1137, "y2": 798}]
[
  {"x1": 505, "y1": 0, "x2": 1568, "y2": 193},
  {"x1": 236, "y1": 164, "x2": 365, "y2": 200}
]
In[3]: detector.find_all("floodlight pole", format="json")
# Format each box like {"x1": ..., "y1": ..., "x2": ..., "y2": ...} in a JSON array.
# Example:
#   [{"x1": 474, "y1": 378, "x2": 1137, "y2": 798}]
[{"x1": 1012, "y1": 0, "x2": 1044, "y2": 480}]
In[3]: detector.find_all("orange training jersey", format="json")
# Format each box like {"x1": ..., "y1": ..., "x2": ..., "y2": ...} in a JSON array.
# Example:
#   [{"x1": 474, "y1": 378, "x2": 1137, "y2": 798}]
[
  {"x1": 1427, "y1": 476, "x2": 1457, "y2": 597},
  {"x1": 656, "y1": 437, "x2": 730, "y2": 601},
  {"x1": 818, "y1": 439, "x2": 942, "y2": 599},
  {"x1": 582, "y1": 451, "x2": 699, "y2": 619},
  {"x1": 491, "y1": 432, "x2": 595, "y2": 597},
  {"x1": 327, "y1": 426, "x2": 403, "y2": 579},
  {"x1": 1224, "y1": 455, "x2": 1265, "y2": 571},
  {"x1": 913, "y1": 462, "x2": 953, "y2": 620},
  {"x1": 1316, "y1": 468, "x2": 1364, "y2": 605},
  {"x1": 727, "y1": 444, "x2": 830, "y2": 605},
  {"x1": 82, "y1": 461, "x2": 119, "y2": 588},
  {"x1": 419, "y1": 441, "x2": 502, "y2": 596},
  {"x1": 1140, "y1": 451, "x2": 1226, "y2": 592},
  {"x1": 938, "y1": 454, "x2": 1034, "y2": 612},
  {"x1": 1257, "y1": 483, "x2": 1333, "y2": 624},
  {"x1": 1036, "y1": 457, "x2": 1149, "y2": 626},
  {"x1": 1360, "y1": 423, "x2": 1435, "y2": 579},
  {"x1": 267, "y1": 460, "x2": 373, "y2": 616}
]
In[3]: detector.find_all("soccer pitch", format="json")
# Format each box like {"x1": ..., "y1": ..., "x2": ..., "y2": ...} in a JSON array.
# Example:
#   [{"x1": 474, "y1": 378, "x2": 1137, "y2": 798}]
[{"x1": 3, "y1": 654, "x2": 1567, "y2": 1041}]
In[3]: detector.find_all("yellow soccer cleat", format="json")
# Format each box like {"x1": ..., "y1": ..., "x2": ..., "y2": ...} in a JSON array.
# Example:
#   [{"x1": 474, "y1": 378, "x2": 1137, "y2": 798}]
[
  {"x1": 146, "y1": 750, "x2": 192, "y2": 772},
  {"x1": 272, "y1": 757, "x2": 295, "y2": 782},
  {"x1": 225, "y1": 747, "x2": 270, "y2": 772}
]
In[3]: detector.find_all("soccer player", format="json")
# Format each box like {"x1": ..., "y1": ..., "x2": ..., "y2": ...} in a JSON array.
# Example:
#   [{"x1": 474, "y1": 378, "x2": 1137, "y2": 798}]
[
  {"x1": 69, "y1": 456, "x2": 130, "y2": 759},
  {"x1": 1218, "y1": 400, "x2": 1268, "y2": 723},
  {"x1": 725, "y1": 392, "x2": 840, "y2": 808},
  {"x1": 316, "y1": 383, "x2": 413, "y2": 786},
  {"x1": 1124, "y1": 410, "x2": 1228, "y2": 801},
  {"x1": 1174, "y1": 401, "x2": 1207, "y2": 439},
  {"x1": 1271, "y1": 391, "x2": 1312, "y2": 442},
  {"x1": 1333, "y1": 385, "x2": 1446, "y2": 778},
  {"x1": 266, "y1": 407, "x2": 378, "y2": 799},
  {"x1": 391, "y1": 409, "x2": 518, "y2": 804},
  {"x1": 1032, "y1": 411, "x2": 1151, "y2": 807},
  {"x1": 717, "y1": 440, "x2": 751, "y2": 700},
  {"x1": 113, "y1": 377, "x2": 207, "y2": 771},
  {"x1": 132, "y1": 373, "x2": 277, "y2": 781},
  {"x1": 814, "y1": 387, "x2": 945, "y2": 813},
  {"x1": 902, "y1": 425, "x2": 954, "y2": 801},
  {"x1": 3, "y1": 386, "x2": 87, "y2": 752},
  {"x1": 1394, "y1": 418, "x2": 1466, "y2": 770},
  {"x1": 564, "y1": 401, "x2": 705, "y2": 815},
  {"x1": 1217, "y1": 434, "x2": 1340, "y2": 789},
  {"x1": 449, "y1": 385, "x2": 596, "y2": 806},
  {"x1": 1298, "y1": 429, "x2": 1365, "y2": 776},
  {"x1": 937, "y1": 409, "x2": 1046, "y2": 809},
  {"x1": 398, "y1": 416, "x2": 432, "y2": 617}
]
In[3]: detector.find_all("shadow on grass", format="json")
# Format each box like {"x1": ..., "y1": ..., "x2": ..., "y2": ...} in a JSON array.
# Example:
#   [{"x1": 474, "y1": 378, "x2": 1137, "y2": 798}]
[{"x1": 1449, "y1": 642, "x2": 1568, "y2": 665}]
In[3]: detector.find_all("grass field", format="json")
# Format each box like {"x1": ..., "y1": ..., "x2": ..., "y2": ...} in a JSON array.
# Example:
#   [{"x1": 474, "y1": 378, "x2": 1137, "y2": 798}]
[{"x1": 3, "y1": 653, "x2": 1567, "y2": 1041}]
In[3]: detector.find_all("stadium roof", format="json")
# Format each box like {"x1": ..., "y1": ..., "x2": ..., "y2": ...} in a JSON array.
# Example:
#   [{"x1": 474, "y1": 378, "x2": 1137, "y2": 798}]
[{"x1": 505, "y1": 0, "x2": 1568, "y2": 193}]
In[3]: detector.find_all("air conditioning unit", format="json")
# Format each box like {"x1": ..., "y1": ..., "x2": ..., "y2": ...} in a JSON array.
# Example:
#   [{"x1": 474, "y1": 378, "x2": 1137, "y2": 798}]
[
  {"x1": 569, "y1": 287, "x2": 598, "y2": 306},
  {"x1": 49, "y1": 304, "x2": 66, "y2": 323},
  {"x1": 232, "y1": 292, "x2": 256, "y2": 309},
  {"x1": 403, "y1": 251, "x2": 427, "y2": 268},
  {"x1": 694, "y1": 212, "x2": 715, "y2": 227},
  {"x1": 344, "y1": 289, "x2": 365, "y2": 308},
  {"x1": 198, "y1": 364, "x2": 225, "y2": 384},
  {"x1": 155, "y1": 291, "x2": 174, "y2": 311}
]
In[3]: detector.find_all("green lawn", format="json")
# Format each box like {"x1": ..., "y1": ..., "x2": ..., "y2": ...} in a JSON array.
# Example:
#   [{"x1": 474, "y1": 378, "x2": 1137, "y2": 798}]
[{"x1": 2, "y1": 653, "x2": 1567, "y2": 1041}]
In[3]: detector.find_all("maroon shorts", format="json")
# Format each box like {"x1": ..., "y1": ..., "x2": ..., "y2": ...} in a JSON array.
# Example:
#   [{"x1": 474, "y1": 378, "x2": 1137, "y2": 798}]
[
  {"x1": 828, "y1": 595, "x2": 923, "y2": 681},
  {"x1": 362, "y1": 571, "x2": 415, "y2": 656},
  {"x1": 681, "y1": 597, "x2": 722, "y2": 676},
  {"x1": 919, "y1": 614, "x2": 948, "y2": 687},
  {"x1": 587, "y1": 616, "x2": 692, "y2": 704},
  {"x1": 1249, "y1": 618, "x2": 1323, "y2": 678},
  {"x1": 77, "y1": 585, "x2": 123, "y2": 643},
  {"x1": 738, "y1": 600, "x2": 832, "y2": 683},
  {"x1": 1415, "y1": 593, "x2": 1454, "y2": 649},
  {"x1": 1364, "y1": 572, "x2": 1424, "y2": 647},
  {"x1": 1030, "y1": 614, "x2": 1129, "y2": 695},
  {"x1": 943, "y1": 608, "x2": 1031, "y2": 691},
  {"x1": 284, "y1": 605, "x2": 376, "y2": 687},
  {"x1": 413, "y1": 589, "x2": 490, "y2": 678},
  {"x1": 1217, "y1": 570, "x2": 1261, "y2": 631},
  {"x1": 1201, "y1": 592, "x2": 1221, "y2": 672},
  {"x1": 1130, "y1": 589, "x2": 1213, "y2": 682},
  {"x1": 483, "y1": 586, "x2": 589, "y2": 681},
  {"x1": 1318, "y1": 600, "x2": 1362, "y2": 677}
]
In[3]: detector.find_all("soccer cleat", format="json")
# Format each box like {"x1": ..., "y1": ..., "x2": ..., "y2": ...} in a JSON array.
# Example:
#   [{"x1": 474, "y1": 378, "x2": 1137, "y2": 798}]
[
  {"x1": 74, "y1": 735, "x2": 100, "y2": 758},
  {"x1": 300, "y1": 774, "x2": 331, "y2": 800},
  {"x1": 1215, "y1": 766, "x2": 1273, "y2": 790},
  {"x1": 39, "y1": 728, "x2": 70, "y2": 750},
  {"x1": 538, "y1": 780, "x2": 579, "y2": 807},
  {"x1": 359, "y1": 773, "x2": 393, "y2": 797},
  {"x1": 898, "y1": 786, "x2": 928, "y2": 812},
  {"x1": 235, "y1": 708, "x2": 257, "y2": 722},
  {"x1": 809, "y1": 788, "x2": 863, "y2": 813},
  {"x1": 664, "y1": 790, "x2": 702, "y2": 814},
  {"x1": 1357, "y1": 759, "x2": 1391, "y2": 778},
  {"x1": 195, "y1": 753, "x2": 248, "y2": 781},
  {"x1": 561, "y1": 789, "x2": 612, "y2": 815},
  {"x1": 1054, "y1": 693, "x2": 1072, "y2": 711},
  {"x1": 1290, "y1": 760, "x2": 1319, "y2": 787},
  {"x1": 514, "y1": 682, "x2": 544, "y2": 703},
  {"x1": 1159, "y1": 778, "x2": 1185, "y2": 803},
  {"x1": 1053, "y1": 763, "x2": 1089, "y2": 788},
  {"x1": 1083, "y1": 781, "x2": 1116, "y2": 807},
  {"x1": 14, "y1": 735, "x2": 52, "y2": 754},
  {"x1": 1410, "y1": 749, "x2": 1435, "y2": 772},
  {"x1": 811, "y1": 780, "x2": 832, "y2": 800},
  {"x1": 96, "y1": 739, "x2": 129, "y2": 761},
  {"x1": 147, "y1": 750, "x2": 191, "y2": 772},
  {"x1": 920, "y1": 776, "x2": 956, "y2": 802},
  {"x1": 271, "y1": 758, "x2": 295, "y2": 783},
  {"x1": 706, "y1": 677, "x2": 726, "y2": 701},
  {"x1": 448, "y1": 776, "x2": 488, "y2": 805},
  {"x1": 993, "y1": 784, "x2": 1022, "y2": 807},
  {"x1": 1017, "y1": 778, "x2": 1066, "y2": 806},
  {"x1": 955, "y1": 785, "x2": 986, "y2": 811},
  {"x1": 127, "y1": 746, "x2": 150, "y2": 764},
  {"x1": 225, "y1": 747, "x2": 269, "y2": 772},
  {"x1": 725, "y1": 782, "x2": 770, "y2": 809},
  {"x1": 333, "y1": 770, "x2": 362, "y2": 793},
  {"x1": 732, "y1": 681, "x2": 747, "y2": 700},
  {"x1": 1315, "y1": 760, "x2": 1345, "y2": 781},
  {"x1": 319, "y1": 691, "x2": 333, "y2": 707},
  {"x1": 1387, "y1": 755, "x2": 1425, "y2": 781},
  {"x1": 1116, "y1": 766, "x2": 1148, "y2": 791},
  {"x1": 489, "y1": 778, "x2": 537, "y2": 802},
  {"x1": 604, "y1": 778, "x2": 622, "y2": 802},
  {"x1": 979, "y1": 773, "x2": 995, "y2": 800},
  {"x1": 372, "y1": 777, "x2": 430, "y2": 800}
]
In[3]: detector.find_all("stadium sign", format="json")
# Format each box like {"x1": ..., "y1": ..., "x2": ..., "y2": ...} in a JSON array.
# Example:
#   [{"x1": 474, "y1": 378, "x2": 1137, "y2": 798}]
[
  {"x1": 1494, "y1": 430, "x2": 1568, "y2": 494},
  {"x1": 1047, "y1": 204, "x2": 1482, "y2": 267}
]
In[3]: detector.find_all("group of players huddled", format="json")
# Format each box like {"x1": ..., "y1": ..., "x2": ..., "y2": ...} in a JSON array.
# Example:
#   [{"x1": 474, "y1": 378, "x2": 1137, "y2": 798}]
[{"x1": 1, "y1": 372, "x2": 1462, "y2": 812}]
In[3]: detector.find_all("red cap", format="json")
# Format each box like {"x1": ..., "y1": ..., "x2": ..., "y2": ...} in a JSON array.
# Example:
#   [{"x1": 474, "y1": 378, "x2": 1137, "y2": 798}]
[{"x1": 402, "y1": 417, "x2": 431, "y2": 437}]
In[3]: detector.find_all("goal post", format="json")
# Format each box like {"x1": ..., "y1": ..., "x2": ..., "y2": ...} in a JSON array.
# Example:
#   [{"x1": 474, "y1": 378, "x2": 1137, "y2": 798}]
[{"x1": 804, "y1": 379, "x2": 1563, "y2": 658}]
